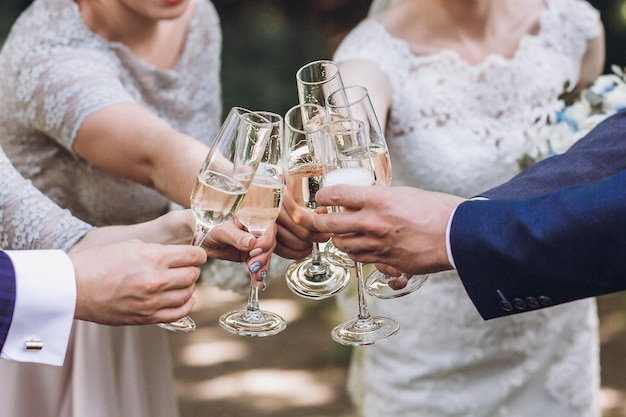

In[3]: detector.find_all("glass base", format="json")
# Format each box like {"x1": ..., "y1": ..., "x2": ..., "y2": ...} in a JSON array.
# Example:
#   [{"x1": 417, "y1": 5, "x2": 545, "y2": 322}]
[
  {"x1": 219, "y1": 309, "x2": 286, "y2": 337},
  {"x1": 157, "y1": 315, "x2": 196, "y2": 333},
  {"x1": 331, "y1": 316, "x2": 399, "y2": 346},
  {"x1": 285, "y1": 256, "x2": 350, "y2": 299},
  {"x1": 324, "y1": 241, "x2": 354, "y2": 269},
  {"x1": 365, "y1": 273, "x2": 429, "y2": 299}
]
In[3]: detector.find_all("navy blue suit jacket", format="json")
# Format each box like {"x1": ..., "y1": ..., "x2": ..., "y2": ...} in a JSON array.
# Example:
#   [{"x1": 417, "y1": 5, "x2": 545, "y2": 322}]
[
  {"x1": 0, "y1": 252, "x2": 16, "y2": 350},
  {"x1": 451, "y1": 111, "x2": 626, "y2": 319}
]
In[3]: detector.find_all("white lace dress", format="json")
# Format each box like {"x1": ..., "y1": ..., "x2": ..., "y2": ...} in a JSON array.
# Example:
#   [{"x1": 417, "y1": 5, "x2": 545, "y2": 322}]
[
  {"x1": 333, "y1": 0, "x2": 602, "y2": 416},
  {"x1": 0, "y1": 0, "x2": 222, "y2": 416}
]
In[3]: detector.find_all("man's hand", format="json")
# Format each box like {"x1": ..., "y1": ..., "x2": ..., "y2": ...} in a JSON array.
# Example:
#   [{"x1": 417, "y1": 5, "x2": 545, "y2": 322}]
[
  {"x1": 70, "y1": 240, "x2": 206, "y2": 325},
  {"x1": 312, "y1": 185, "x2": 465, "y2": 275}
]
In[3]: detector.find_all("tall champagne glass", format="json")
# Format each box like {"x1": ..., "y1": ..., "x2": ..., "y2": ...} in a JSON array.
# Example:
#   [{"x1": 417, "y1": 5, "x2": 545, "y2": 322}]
[
  {"x1": 322, "y1": 118, "x2": 399, "y2": 346},
  {"x1": 296, "y1": 60, "x2": 345, "y2": 107},
  {"x1": 283, "y1": 103, "x2": 350, "y2": 299},
  {"x1": 327, "y1": 85, "x2": 429, "y2": 299},
  {"x1": 158, "y1": 107, "x2": 271, "y2": 332},
  {"x1": 219, "y1": 112, "x2": 287, "y2": 337}
]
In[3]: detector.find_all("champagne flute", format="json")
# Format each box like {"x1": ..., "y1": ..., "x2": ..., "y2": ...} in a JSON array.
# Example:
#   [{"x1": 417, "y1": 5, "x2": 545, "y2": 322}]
[
  {"x1": 158, "y1": 107, "x2": 271, "y2": 332},
  {"x1": 296, "y1": 60, "x2": 345, "y2": 266},
  {"x1": 327, "y1": 85, "x2": 429, "y2": 299},
  {"x1": 296, "y1": 59, "x2": 345, "y2": 107},
  {"x1": 322, "y1": 118, "x2": 399, "y2": 346},
  {"x1": 283, "y1": 103, "x2": 350, "y2": 299},
  {"x1": 219, "y1": 112, "x2": 287, "y2": 337}
]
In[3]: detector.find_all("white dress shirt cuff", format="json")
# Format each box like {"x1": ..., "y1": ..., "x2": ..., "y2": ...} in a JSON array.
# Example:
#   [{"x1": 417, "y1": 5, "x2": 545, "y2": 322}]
[
  {"x1": 445, "y1": 207, "x2": 458, "y2": 270},
  {"x1": 1, "y1": 250, "x2": 76, "y2": 366}
]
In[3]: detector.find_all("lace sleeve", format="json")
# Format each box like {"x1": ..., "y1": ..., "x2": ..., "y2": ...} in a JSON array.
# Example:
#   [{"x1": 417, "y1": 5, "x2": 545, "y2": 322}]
[
  {"x1": 551, "y1": 0, "x2": 601, "y2": 41},
  {"x1": 14, "y1": 47, "x2": 134, "y2": 155},
  {"x1": 0, "y1": 148, "x2": 93, "y2": 251}
]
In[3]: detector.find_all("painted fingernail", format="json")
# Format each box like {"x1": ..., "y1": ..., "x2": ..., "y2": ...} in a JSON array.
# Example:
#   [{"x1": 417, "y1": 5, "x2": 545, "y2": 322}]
[
  {"x1": 249, "y1": 262, "x2": 261, "y2": 273},
  {"x1": 260, "y1": 270, "x2": 267, "y2": 280},
  {"x1": 243, "y1": 236, "x2": 254, "y2": 247},
  {"x1": 249, "y1": 247, "x2": 263, "y2": 257}
]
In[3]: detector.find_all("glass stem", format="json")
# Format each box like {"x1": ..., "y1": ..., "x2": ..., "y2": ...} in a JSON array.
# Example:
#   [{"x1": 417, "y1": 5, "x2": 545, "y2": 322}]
[
  {"x1": 311, "y1": 241, "x2": 322, "y2": 265},
  {"x1": 192, "y1": 224, "x2": 210, "y2": 247},
  {"x1": 355, "y1": 261, "x2": 371, "y2": 321},
  {"x1": 305, "y1": 241, "x2": 329, "y2": 278},
  {"x1": 246, "y1": 283, "x2": 261, "y2": 314},
  {"x1": 244, "y1": 230, "x2": 264, "y2": 322}
]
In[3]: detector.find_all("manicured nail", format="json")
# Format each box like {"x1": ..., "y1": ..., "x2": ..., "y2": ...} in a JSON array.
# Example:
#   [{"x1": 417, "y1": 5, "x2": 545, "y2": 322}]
[
  {"x1": 243, "y1": 236, "x2": 254, "y2": 248},
  {"x1": 249, "y1": 262, "x2": 261, "y2": 273},
  {"x1": 260, "y1": 270, "x2": 267, "y2": 280},
  {"x1": 249, "y1": 247, "x2": 263, "y2": 257}
]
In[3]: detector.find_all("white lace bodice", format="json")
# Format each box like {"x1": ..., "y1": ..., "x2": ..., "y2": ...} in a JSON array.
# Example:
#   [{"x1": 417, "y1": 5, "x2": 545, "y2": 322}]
[
  {"x1": 0, "y1": 0, "x2": 222, "y2": 226},
  {"x1": 333, "y1": 1, "x2": 602, "y2": 416},
  {"x1": 0, "y1": 148, "x2": 92, "y2": 251},
  {"x1": 336, "y1": 0, "x2": 600, "y2": 197}
]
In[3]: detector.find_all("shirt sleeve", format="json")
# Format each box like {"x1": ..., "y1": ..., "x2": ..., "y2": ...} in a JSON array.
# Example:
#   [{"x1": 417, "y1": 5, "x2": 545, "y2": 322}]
[{"x1": 0, "y1": 250, "x2": 75, "y2": 366}]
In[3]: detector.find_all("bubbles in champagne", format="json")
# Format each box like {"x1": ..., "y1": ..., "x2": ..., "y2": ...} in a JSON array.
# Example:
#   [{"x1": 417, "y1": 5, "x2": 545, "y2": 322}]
[{"x1": 190, "y1": 170, "x2": 247, "y2": 228}]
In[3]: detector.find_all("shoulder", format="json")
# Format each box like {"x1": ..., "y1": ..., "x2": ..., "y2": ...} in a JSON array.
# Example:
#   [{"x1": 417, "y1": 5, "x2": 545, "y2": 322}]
[
  {"x1": 194, "y1": 0, "x2": 220, "y2": 23},
  {"x1": 189, "y1": 0, "x2": 222, "y2": 44},
  {"x1": 544, "y1": 0, "x2": 601, "y2": 40},
  {"x1": 335, "y1": 19, "x2": 403, "y2": 62}
]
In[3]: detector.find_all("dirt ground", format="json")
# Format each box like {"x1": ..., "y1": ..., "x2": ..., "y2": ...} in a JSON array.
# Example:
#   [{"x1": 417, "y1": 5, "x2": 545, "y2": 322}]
[{"x1": 169, "y1": 271, "x2": 626, "y2": 417}]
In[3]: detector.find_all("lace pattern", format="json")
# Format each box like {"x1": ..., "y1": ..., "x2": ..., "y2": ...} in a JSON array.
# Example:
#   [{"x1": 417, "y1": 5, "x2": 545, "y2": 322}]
[
  {"x1": 334, "y1": 0, "x2": 601, "y2": 415},
  {"x1": 0, "y1": 0, "x2": 222, "y2": 226},
  {"x1": 0, "y1": 149, "x2": 92, "y2": 251}
]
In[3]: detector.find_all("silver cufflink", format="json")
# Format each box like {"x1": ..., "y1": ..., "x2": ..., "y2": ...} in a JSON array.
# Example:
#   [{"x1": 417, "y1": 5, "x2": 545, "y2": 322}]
[{"x1": 24, "y1": 339, "x2": 43, "y2": 351}]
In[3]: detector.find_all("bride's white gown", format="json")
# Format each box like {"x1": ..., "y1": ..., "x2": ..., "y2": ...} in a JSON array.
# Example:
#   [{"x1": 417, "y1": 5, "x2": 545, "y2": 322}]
[{"x1": 334, "y1": 0, "x2": 602, "y2": 416}]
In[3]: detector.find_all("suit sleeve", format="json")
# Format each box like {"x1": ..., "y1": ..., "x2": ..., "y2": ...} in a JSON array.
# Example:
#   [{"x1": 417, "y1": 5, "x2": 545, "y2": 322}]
[
  {"x1": 452, "y1": 171, "x2": 626, "y2": 319},
  {"x1": 0, "y1": 252, "x2": 16, "y2": 352}
]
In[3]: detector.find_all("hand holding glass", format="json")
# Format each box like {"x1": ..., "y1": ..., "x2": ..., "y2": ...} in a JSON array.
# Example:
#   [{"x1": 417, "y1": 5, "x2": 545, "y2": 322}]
[
  {"x1": 283, "y1": 103, "x2": 350, "y2": 299},
  {"x1": 327, "y1": 85, "x2": 429, "y2": 299},
  {"x1": 219, "y1": 112, "x2": 287, "y2": 337},
  {"x1": 321, "y1": 118, "x2": 399, "y2": 346},
  {"x1": 158, "y1": 107, "x2": 271, "y2": 333}
]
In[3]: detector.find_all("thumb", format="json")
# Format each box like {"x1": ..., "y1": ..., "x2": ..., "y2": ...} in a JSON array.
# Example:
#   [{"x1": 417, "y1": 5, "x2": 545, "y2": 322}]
[{"x1": 315, "y1": 184, "x2": 375, "y2": 210}]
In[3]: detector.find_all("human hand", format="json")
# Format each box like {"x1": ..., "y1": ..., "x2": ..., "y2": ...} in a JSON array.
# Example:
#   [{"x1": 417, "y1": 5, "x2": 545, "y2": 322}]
[
  {"x1": 312, "y1": 185, "x2": 465, "y2": 275},
  {"x1": 70, "y1": 240, "x2": 207, "y2": 325},
  {"x1": 206, "y1": 219, "x2": 277, "y2": 282},
  {"x1": 274, "y1": 188, "x2": 331, "y2": 260},
  {"x1": 73, "y1": 209, "x2": 274, "y2": 283}
]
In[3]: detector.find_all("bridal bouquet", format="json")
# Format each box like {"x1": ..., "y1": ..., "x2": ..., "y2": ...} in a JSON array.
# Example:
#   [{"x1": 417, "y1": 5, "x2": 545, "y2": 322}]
[{"x1": 518, "y1": 65, "x2": 626, "y2": 169}]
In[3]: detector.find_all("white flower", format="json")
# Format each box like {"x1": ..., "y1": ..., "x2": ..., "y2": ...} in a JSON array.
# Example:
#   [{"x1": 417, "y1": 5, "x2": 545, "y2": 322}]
[{"x1": 519, "y1": 66, "x2": 626, "y2": 170}]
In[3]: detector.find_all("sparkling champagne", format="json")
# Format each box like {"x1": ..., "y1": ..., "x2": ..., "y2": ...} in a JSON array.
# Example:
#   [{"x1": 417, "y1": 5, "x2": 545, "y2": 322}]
[
  {"x1": 285, "y1": 164, "x2": 324, "y2": 210},
  {"x1": 236, "y1": 175, "x2": 283, "y2": 235},
  {"x1": 369, "y1": 143, "x2": 392, "y2": 186},
  {"x1": 190, "y1": 170, "x2": 247, "y2": 228},
  {"x1": 323, "y1": 166, "x2": 374, "y2": 187}
]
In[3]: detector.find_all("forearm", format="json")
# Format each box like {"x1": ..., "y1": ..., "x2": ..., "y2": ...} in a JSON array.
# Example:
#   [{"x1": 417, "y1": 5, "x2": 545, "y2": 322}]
[
  {"x1": 74, "y1": 102, "x2": 210, "y2": 207},
  {"x1": 69, "y1": 210, "x2": 195, "y2": 253}
]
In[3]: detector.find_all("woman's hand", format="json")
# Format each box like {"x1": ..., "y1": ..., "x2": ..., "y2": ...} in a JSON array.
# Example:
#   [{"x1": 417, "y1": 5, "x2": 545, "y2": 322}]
[{"x1": 274, "y1": 188, "x2": 331, "y2": 260}]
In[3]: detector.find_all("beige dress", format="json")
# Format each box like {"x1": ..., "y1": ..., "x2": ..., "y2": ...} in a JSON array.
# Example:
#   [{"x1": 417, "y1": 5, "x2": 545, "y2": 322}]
[{"x1": 0, "y1": 0, "x2": 222, "y2": 415}]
